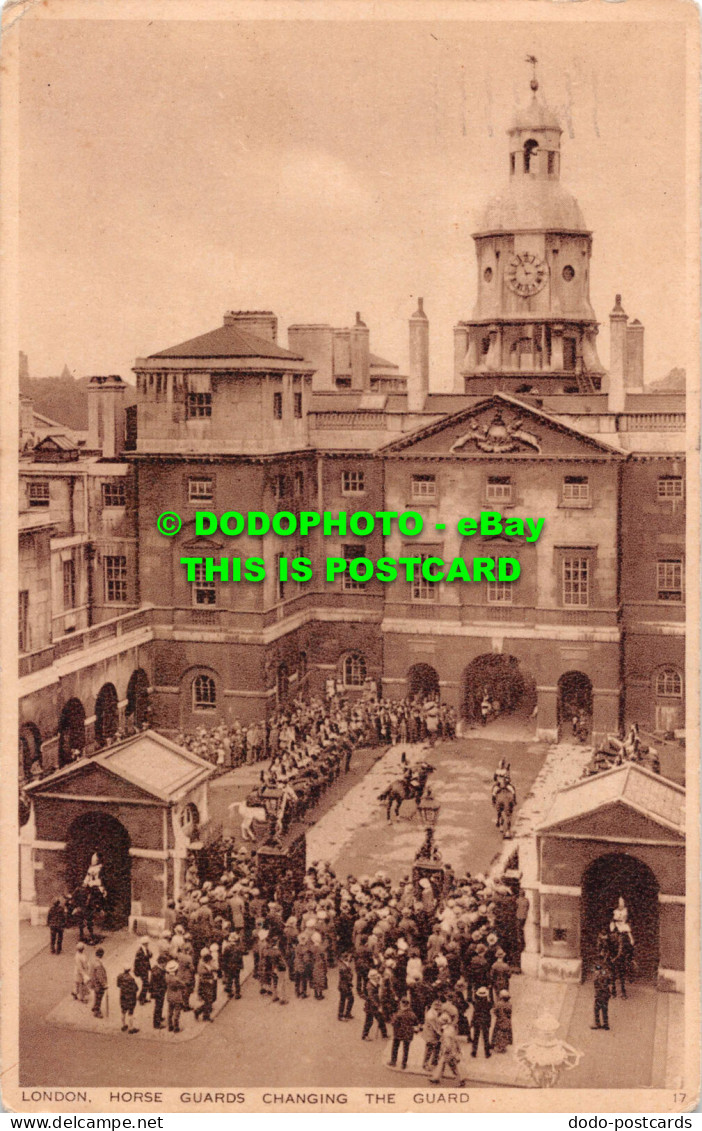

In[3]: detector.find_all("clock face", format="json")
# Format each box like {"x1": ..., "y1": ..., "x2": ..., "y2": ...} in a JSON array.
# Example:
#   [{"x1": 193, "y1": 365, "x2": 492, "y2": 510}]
[{"x1": 506, "y1": 252, "x2": 548, "y2": 297}]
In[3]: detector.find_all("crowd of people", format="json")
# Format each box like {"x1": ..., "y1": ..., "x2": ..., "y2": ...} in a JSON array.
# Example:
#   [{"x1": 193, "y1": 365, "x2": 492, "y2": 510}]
[{"x1": 61, "y1": 840, "x2": 529, "y2": 1075}]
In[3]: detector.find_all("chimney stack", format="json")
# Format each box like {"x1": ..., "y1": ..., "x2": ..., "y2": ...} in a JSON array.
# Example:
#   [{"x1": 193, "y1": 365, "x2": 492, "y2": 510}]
[
  {"x1": 350, "y1": 312, "x2": 370, "y2": 391},
  {"x1": 607, "y1": 294, "x2": 628, "y2": 413},
  {"x1": 408, "y1": 298, "x2": 429, "y2": 412},
  {"x1": 87, "y1": 375, "x2": 127, "y2": 458},
  {"x1": 625, "y1": 319, "x2": 645, "y2": 390},
  {"x1": 223, "y1": 310, "x2": 278, "y2": 342}
]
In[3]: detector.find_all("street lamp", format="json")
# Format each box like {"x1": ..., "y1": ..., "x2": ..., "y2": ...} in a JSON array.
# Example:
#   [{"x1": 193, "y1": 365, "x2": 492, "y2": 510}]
[
  {"x1": 516, "y1": 1013, "x2": 583, "y2": 1088},
  {"x1": 417, "y1": 787, "x2": 441, "y2": 827}
]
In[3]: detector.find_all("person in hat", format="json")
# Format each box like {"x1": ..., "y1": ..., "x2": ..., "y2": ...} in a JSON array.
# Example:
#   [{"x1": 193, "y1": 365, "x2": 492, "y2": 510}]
[
  {"x1": 88, "y1": 947, "x2": 108, "y2": 1019},
  {"x1": 429, "y1": 1019, "x2": 466, "y2": 1086},
  {"x1": 389, "y1": 996, "x2": 419, "y2": 1070},
  {"x1": 149, "y1": 954, "x2": 168, "y2": 1029},
  {"x1": 491, "y1": 990, "x2": 513, "y2": 1053},
  {"x1": 361, "y1": 969, "x2": 388, "y2": 1040},
  {"x1": 221, "y1": 932, "x2": 245, "y2": 999},
  {"x1": 116, "y1": 966, "x2": 139, "y2": 1034},
  {"x1": 165, "y1": 960, "x2": 186, "y2": 1033},
  {"x1": 421, "y1": 998, "x2": 443, "y2": 1070},
  {"x1": 194, "y1": 953, "x2": 217, "y2": 1022},
  {"x1": 337, "y1": 954, "x2": 354, "y2": 1021},
  {"x1": 134, "y1": 937, "x2": 152, "y2": 1005},
  {"x1": 471, "y1": 986, "x2": 493, "y2": 1058},
  {"x1": 592, "y1": 963, "x2": 612, "y2": 1030},
  {"x1": 72, "y1": 942, "x2": 91, "y2": 1004}
]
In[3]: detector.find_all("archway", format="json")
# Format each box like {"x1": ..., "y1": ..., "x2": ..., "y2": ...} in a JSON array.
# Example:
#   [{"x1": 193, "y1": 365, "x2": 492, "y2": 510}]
[
  {"x1": 557, "y1": 671, "x2": 593, "y2": 741},
  {"x1": 407, "y1": 663, "x2": 440, "y2": 702},
  {"x1": 19, "y1": 722, "x2": 42, "y2": 781},
  {"x1": 95, "y1": 683, "x2": 119, "y2": 747},
  {"x1": 461, "y1": 654, "x2": 536, "y2": 724},
  {"x1": 581, "y1": 853, "x2": 660, "y2": 982},
  {"x1": 58, "y1": 698, "x2": 86, "y2": 766},
  {"x1": 126, "y1": 668, "x2": 150, "y2": 730},
  {"x1": 66, "y1": 812, "x2": 132, "y2": 930}
]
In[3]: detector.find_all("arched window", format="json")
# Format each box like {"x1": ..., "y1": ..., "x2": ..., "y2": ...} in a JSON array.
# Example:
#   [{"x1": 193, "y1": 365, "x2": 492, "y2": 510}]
[
  {"x1": 655, "y1": 668, "x2": 683, "y2": 698},
  {"x1": 193, "y1": 674, "x2": 216, "y2": 710},
  {"x1": 524, "y1": 138, "x2": 539, "y2": 172},
  {"x1": 343, "y1": 652, "x2": 367, "y2": 687},
  {"x1": 277, "y1": 663, "x2": 289, "y2": 702}
]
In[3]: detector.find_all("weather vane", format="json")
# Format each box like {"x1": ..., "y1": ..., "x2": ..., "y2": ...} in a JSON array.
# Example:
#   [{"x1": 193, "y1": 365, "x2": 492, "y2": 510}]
[{"x1": 525, "y1": 54, "x2": 539, "y2": 92}]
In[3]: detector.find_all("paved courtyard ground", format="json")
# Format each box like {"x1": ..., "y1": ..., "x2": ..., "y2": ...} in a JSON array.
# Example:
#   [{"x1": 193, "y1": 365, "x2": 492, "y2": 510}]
[{"x1": 18, "y1": 729, "x2": 685, "y2": 1092}]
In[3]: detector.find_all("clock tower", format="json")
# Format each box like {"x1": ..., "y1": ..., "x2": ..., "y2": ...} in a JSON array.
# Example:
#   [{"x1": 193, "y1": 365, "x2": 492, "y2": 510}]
[{"x1": 455, "y1": 66, "x2": 605, "y2": 395}]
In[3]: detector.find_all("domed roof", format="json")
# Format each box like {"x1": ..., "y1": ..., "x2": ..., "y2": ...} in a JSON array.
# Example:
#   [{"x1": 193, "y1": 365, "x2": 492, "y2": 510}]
[
  {"x1": 509, "y1": 95, "x2": 562, "y2": 133},
  {"x1": 477, "y1": 177, "x2": 587, "y2": 234}
]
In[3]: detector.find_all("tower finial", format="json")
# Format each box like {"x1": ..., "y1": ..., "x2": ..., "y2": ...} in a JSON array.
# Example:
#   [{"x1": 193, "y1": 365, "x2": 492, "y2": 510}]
[{"x1": 526, "y1": 54, "x2": 539, "y2": 93}]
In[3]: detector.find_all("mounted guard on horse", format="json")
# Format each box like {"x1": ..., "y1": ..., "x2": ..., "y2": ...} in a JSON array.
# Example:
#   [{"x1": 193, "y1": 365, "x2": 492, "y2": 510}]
[
  {"x1": 378, "y1": 758, "x2": 435, "y2": 822},
  {"x1": 491, "y1": 758, "x2": 517, "y2": 839}
]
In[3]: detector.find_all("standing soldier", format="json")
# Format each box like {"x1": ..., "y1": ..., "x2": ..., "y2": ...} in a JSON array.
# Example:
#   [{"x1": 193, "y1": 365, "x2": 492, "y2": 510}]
[
  {"x1": 149, "y1": 954, "x2": 168, "y2": 1029},
  {"x1": 592, "y1": 963, "x2": 612, "y2": 1030},
  {"x1": 337, "y1": 954, "x2": 355, "y2": 1021},
  {"x1": 48, "y1": 897, "x2": 67, "y2": 955}
]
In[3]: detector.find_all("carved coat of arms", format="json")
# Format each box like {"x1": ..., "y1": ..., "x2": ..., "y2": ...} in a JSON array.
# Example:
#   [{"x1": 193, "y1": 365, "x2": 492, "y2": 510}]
[{"x1": 449, "y1": 411, "x2": 541, "y2": 455}]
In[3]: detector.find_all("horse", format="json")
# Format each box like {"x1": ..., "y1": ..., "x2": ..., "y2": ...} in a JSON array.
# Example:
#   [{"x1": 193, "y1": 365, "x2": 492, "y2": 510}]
[
  {"x1": 378, "y1": 763, "x2": 435, "y2": 822},
  {"x1": 494, "y1": 784, "x2": 516, "y2": 839},
  {"x1": 232, "y1": 796, "x2": 269, "y2": 842}
]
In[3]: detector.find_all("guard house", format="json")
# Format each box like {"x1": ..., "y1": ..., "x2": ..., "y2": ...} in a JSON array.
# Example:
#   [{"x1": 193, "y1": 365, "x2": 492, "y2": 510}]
[
  {"x1": 533, "y1": 763, "x2": 685, "y2": 992},
  {"x1": 21, "y1": 730, "x2": 215, "y2": 932}
]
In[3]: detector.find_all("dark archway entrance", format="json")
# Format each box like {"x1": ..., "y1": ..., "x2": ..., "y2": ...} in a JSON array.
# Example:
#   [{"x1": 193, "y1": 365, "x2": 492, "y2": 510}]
[
  {"x1": 66, "y1": 812, "x2": 132, "y2": 929},
  {"x1": 19, "y1": 722, "x2": 42, "y2": 781},
  {"x1": 95, "y1": 683, "x2": 119, "y2": 747},
  {"x1": 58, "y1": 698, "x2": 86, "y2": 766},
  {"x1": 558, "y1": 671, "x2": 593, "y2": 741},
  {"x1": 461, "y1": 654, "x2": 536, "y2": 723},
  {"x1": 581, "y1": 853, "x2": 660, "y2": 981},
  {"x1": 407, "y1": 663, "x2": 440, "y2": 701},
  {"x1": 126, "y1": 668, "x2": 150, "y2": 731}
]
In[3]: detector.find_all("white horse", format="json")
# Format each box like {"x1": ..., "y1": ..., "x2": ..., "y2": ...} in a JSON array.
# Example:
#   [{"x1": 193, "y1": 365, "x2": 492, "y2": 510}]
[{"x1": 230, "y1": 800, "x2": 268, "y2": 841}]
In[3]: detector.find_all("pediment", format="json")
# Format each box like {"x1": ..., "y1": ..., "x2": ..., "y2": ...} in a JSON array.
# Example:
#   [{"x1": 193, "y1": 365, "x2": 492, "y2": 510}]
[
  {"x1": 29, "y1": 761, "x2": 159, "y2": 804},
  {"x1": 541, "y1": 799, "x2": 684, "y2": 843},
  {"x1": 382, "y1": 394, "x2": 621, "y2": 460}
]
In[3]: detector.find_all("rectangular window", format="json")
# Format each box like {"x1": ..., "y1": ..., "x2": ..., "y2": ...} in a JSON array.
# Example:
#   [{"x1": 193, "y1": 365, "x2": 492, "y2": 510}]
[
  {"x1": 657, "y1": 476, "x2": 683, "y2": 500},
  {"x1": 294, "y1": 470, "x2": 304, "y2": 497},
  {"x1": 188, "y1": 477, "x2": 214, "y2": 503},
  {"x1": 276, "y1": 552, "x2": 286, "y2": 602},
  {"x1": 547, "y1": 151, "x2": 555, "y2": 175},
  {"x1": 28, "y1": 481, "x2": 50, "y2": 508},
  {"x1": 342, "y1": 469, "x2": 365, "y2": 495},
  {"x1": 562, "y1": 476, "x2": 590, "y2": 506},
  {"x1": 486, "y1": 476, "x2": 512, "y2": 504},
  {"x1": 293, "y1": 392, "x2": 303, "y2": 419},
  {"x1": 411, "y1": 554, "x2": 437, "y2": 602},
  {"x1": 657, "y1": 559, "x2": 683, "y2": 602},
  {"x1": 63, "y1": 559, "x2": 76, "y2": 610},
  {"x1": 273, "y1": 391, "x2": 283, "y2": 420},
  {"x1": 487, "y1": 576, "x2": 513, "y2": 604},
  {"x1": 104, "y1": 555, "x2": 128, "y2": 603},
  {"x1": 18, "y1": 590, "x2": 29, "y2": 652},
  {"x1": 562, "y1": 556, "x2": 590, "y2": 607},
  {"x1": 343, "y1": 543, "x2": 366, "y2": 591},
  {"x1": 411, "y1": 474, "x2": 437, "y2": 502},
  {"x1": 187, "y1": 392, "x2": 212, "y2": 418},
  {"x1": 274, "y1": 474, "x2": 287, "y2": 500},
  {"x1": 102, "y1": 481, "x2": 126, "y2": 508},
  {"x1": 192, "y1": 561, "x2": 216, "y2": 606}
]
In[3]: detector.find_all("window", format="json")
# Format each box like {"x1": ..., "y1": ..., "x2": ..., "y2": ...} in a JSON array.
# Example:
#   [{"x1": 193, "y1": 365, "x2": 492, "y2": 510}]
[
  {"x1": 277, "y1": 663, "x2": 289, "y2": 702},
  {"x1": 188, "y1": 477, "x2": 213, "y2": 503},
  {"x1": 562, "y1": 556, "x2": 589, "y2": 607},
  {"x1": 343, "y1": 544, "x2": 366, "y2": 591},
  {"x1": 299, "y1": 651, "x2": 308, "y2": 679},
  {"x1": 657, "y1": 476, "x2": 683, "y2": 500},
  {"x1": 104, "y1": 555, "x2": 128, "y2": 603},
  {"x1": 276, "y1": 552, "x2": 286, "y2": 602},
  {"x1": 411, "y1": 474, "x2": 437, "y2": 502},
  {"x1": 273, "y1": 392, "x2": 283, "y2": 420},
  {"x1": 412, "y1": 554, "x2": 437, "y2": 602},
  {"x1": 18, "y1": 591, "x2": 29, "y2": 652},
  {"x1": 547, "y1": 151, "x2": 555, "y2": 175},
  {"x1": 274, "y1": 474, "x2": 287, "y2": 500},
  {"x1": 294, "y1": 470, "x2": 304, "y2": 497},
  {"x1": 192, "y1": 561, "x2": 216, "y2": 606},
  {"x1": 487, "y1": 576, "x2": 513, "y2": 604},
  {"x1": 510, "y1": 153, "x2": 516, "y2": 174},
  {"x1": 563, "y1": 338, "x2": 577, "y2": 371},
  {"x1": 193, "y1": 674, "x2": 216, "y2": 710},
  {"x1": 102, "y1": 481, "x2": 126, "y2": 507},
  {"x1": 486, "y1": 476, "x2": 512, "y2": 504},
  {"x1": 657, "y1": 559, "x2": 683, "y2": 602},
  {"x1": 342, "y1": 469, "x2": 365, "y2": 495},
  {"x1": 562, "y1": 476, "x2": 590, "y2": 506},
  {"x1": 63, "y1": 559, "x2": 76, "y2": 610},
  {"x1": 187, "y1": 392, "x2": 212, "y2": 418},
  {"x1": 523, "y1": 138, "x2": 538, "y2": 172},
  {"x1": 293, "y1": 392, "x2": 303, "y2": 419},
  {"x1": 343, "y1": 652, "x2": 367, "y2": 687},
  {"x1": 656, "y1": 668, "x2": 683, "y2": 698},
  {"x1": 28, "y1": 481, "x2": 50, "y2": 508}
]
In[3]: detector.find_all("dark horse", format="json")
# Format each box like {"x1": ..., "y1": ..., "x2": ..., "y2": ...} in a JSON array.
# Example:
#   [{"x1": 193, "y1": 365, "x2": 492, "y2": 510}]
[
  {"x1": 494, "y1": 784, "x2": 516, "y2": 839},
  {"x1": 378, "y1": 762, "x2": 435, "y2": 822}
]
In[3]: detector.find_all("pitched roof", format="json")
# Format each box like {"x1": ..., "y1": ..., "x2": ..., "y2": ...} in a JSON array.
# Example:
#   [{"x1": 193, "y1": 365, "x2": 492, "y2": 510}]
[
  {"x1": 538, "y1": 763, "x2": 685, "y2": 836},
  {"x1": 149, "y1": 322, "x2": 305, "y2": 362}
]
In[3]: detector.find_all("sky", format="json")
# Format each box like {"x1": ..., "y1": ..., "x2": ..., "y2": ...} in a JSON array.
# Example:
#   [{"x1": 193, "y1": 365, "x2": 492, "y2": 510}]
[{"x1": 17, "y1": 10, "x2": 689, "y2": 390}]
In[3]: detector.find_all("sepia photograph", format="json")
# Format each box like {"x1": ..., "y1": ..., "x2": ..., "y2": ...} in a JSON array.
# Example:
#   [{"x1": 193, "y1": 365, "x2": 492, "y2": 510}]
[{"x1": 1, "y1": 0, "x2": 699, "y2": 1115}]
